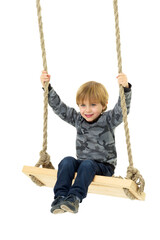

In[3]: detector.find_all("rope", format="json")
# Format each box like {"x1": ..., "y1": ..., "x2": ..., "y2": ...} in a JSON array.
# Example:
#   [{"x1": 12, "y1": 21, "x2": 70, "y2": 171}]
[
  {"x1": 30, "y1": 0, "x2": 54, "y2": 187},
  {"x1": 113, "y1": 0, "x2": 145, "y2": 199},
  {"x1": 30, "y1": 0, "x2": 145, "y2": 195}
]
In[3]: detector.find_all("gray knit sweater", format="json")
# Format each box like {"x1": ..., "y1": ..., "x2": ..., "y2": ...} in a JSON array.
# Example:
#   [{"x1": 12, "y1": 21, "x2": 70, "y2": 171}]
[{"x1": 48, "y1": 85, "x2": 132, "y2": 167}]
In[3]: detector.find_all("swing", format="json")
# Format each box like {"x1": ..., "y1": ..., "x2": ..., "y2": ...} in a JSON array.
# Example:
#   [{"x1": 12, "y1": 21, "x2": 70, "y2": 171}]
[{"x1": 22, "y1": 0, "x2": 145, "y2": 201}]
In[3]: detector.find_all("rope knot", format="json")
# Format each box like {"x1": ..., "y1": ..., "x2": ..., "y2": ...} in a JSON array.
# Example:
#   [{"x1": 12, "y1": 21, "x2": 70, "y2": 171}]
[
  {"x1": 39, "y1": 150, "x2": 50, "y2": 167},
  {"x1": 30, "y1": 150, "x2": 54, "y2": 187},
  {"x1": 35, "y1": 150, "x2": 54, "y2": 169},
  {"x1": 126, "y1": 166, "x2": 145, "y2": 194}
]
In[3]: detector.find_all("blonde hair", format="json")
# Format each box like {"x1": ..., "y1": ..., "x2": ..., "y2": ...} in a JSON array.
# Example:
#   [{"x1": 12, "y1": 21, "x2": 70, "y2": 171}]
[{"x1": 76, "y1": 81, "x2": 109, "y2": 112}]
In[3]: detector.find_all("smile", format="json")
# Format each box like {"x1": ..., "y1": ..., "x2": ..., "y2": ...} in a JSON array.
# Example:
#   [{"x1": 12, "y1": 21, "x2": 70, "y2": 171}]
[{"x1": 85, "y1": 114, "x2": 94, "y2": 118}]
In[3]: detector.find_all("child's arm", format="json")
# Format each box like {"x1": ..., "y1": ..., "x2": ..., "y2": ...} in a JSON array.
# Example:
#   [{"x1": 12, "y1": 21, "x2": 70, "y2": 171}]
[
  {"x1": 106, "y1": 73, "x2": 132, "y2": 129},
  {"x1": 40, "y1": 70, "x2": 79, "y2": 127}
]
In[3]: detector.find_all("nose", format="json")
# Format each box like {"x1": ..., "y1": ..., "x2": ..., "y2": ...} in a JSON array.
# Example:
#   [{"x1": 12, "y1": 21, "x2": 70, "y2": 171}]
[{"x1": 86, "y1": 105, "x2": 91, "y2": 112}]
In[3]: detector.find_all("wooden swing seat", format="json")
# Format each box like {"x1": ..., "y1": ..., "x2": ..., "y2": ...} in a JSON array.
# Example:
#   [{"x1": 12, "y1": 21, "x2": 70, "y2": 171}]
[{"x1": 22, "y1": 166, "x2": 145, "y2": 200}]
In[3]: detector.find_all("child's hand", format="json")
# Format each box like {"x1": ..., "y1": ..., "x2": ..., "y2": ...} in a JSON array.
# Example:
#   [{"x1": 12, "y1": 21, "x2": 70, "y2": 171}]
[
  {"x1": 117, "y1": 73, "x2": 129, "y2": 88},
  {"x1": 40, "y1": 70, "x2": 51, "y2": 87}
]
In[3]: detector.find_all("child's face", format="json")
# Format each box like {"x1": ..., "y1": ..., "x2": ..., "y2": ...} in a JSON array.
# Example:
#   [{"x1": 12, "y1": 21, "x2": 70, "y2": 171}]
[{"x1": 79, "y1": 99, "x2": 106, "y2": 122}]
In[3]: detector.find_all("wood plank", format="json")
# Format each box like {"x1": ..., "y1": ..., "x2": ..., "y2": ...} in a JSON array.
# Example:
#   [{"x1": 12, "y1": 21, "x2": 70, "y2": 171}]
[{"x1": 22, "y1": 166, "x2": 145, "y2": 200}]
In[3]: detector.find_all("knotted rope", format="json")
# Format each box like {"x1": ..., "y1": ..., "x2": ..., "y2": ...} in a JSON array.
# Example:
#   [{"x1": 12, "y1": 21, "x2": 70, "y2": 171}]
[
  {"x1": 30, "y1": 0, "x2": 54, "y2": 186},
  {"x1": 113, "y1": 0, "x2": 145, "y2": 199}
]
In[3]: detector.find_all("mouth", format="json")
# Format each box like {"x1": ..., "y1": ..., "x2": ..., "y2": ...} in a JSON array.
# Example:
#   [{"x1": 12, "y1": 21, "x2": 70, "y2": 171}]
[{"x1": 85, "y1": 114, "x2": 94, "y2": 118}]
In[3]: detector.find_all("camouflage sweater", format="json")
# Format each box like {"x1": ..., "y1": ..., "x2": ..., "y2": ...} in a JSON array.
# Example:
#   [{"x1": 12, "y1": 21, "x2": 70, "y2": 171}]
[{"x1": 48, "y1": 84, "x2": 132, "y2": 167}]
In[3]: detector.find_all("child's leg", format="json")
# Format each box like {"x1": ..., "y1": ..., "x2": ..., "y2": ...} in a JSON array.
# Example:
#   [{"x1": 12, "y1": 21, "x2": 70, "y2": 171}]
[
  {"x1": 54, "y1": 156, "x2": 80, "y2": 199},
  {"x1": 67, "y1": 160, "x2": 114, "y2": 202},
  {"x1": 67, "y1": 160, "x2": 97, "y2": 201},
  {"x1": 60, "y1": 160, "x2": 97, "y2": 213},
  {"x1": 60, "y1": 160, "x2": 114, "y2": 213}
]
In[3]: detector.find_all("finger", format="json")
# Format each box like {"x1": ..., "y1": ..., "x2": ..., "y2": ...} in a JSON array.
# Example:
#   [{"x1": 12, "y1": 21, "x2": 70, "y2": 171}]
[
  {"x1": 116, "y1": 73, "x2": 126, "y2": 78},
  {"x1": 42, "y1": 70, "x2": 48, "y2": 74},
  {"x1": 41, "y1": 74, "x2": 49, "y2": 80},
  {"x1": 118, "y1": 79, "x2": 124, "y2": 85},
  {"x1": 40, "y1": 79, "x2": 49, "y2": 85},
  {"x1": 117, "y1": 74, "x2": 126, "y2": 79},
  {"x1": 118, "y1": 72, "x2": 126, "y2": 76}
]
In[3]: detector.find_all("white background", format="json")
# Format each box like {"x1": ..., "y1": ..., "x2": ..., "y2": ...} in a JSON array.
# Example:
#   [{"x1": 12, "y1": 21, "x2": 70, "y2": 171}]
[{"x1": 0, "y1": 0, "x2": 159, "y2": 239}]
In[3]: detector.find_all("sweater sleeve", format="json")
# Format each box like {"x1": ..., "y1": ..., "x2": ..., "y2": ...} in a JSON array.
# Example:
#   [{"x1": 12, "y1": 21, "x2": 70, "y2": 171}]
[
  {"x1": 106, "y1": 83, "x2": 132, "y2": 129},
  {"x1": 48, "y1": 88, "x2": 78, "y2": 127}
]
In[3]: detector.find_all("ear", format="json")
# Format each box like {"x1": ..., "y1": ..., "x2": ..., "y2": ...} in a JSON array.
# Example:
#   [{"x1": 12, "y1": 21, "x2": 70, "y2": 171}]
[
  {"x1": 103, "y1": 101, "x2": 108, "y2": 108},
  {"x1": 102, "y1": 102, "x2": 108, "y2": 111}
]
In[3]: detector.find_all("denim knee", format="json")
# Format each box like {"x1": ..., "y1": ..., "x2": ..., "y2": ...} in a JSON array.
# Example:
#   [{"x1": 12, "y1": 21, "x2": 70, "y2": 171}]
[
  {"x1": 58, "y1": 156, "x2": 77, "y2": 169},
  {"x1": 79, "y1": 160, "x2": 96, "y2": 173}
]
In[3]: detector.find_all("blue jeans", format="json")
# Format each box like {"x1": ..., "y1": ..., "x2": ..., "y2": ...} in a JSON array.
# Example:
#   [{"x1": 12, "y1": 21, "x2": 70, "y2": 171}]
[{"x1": 54, "y1": 156, "x2": 114, "y2": 202}]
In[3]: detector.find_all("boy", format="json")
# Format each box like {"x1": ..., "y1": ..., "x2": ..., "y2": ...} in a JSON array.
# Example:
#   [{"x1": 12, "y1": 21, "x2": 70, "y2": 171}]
[{"x1": 40, "y1": 71, "x2": 131, "y2": 214}]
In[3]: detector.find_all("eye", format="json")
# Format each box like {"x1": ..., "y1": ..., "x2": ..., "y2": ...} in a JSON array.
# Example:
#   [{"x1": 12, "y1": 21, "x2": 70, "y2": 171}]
[
  {"x1": 91, "y1": 104, "x2": 96, "y2": 107},
  {"x1": 80, "y1": 104, "x2": 85, "y2": 107}
]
